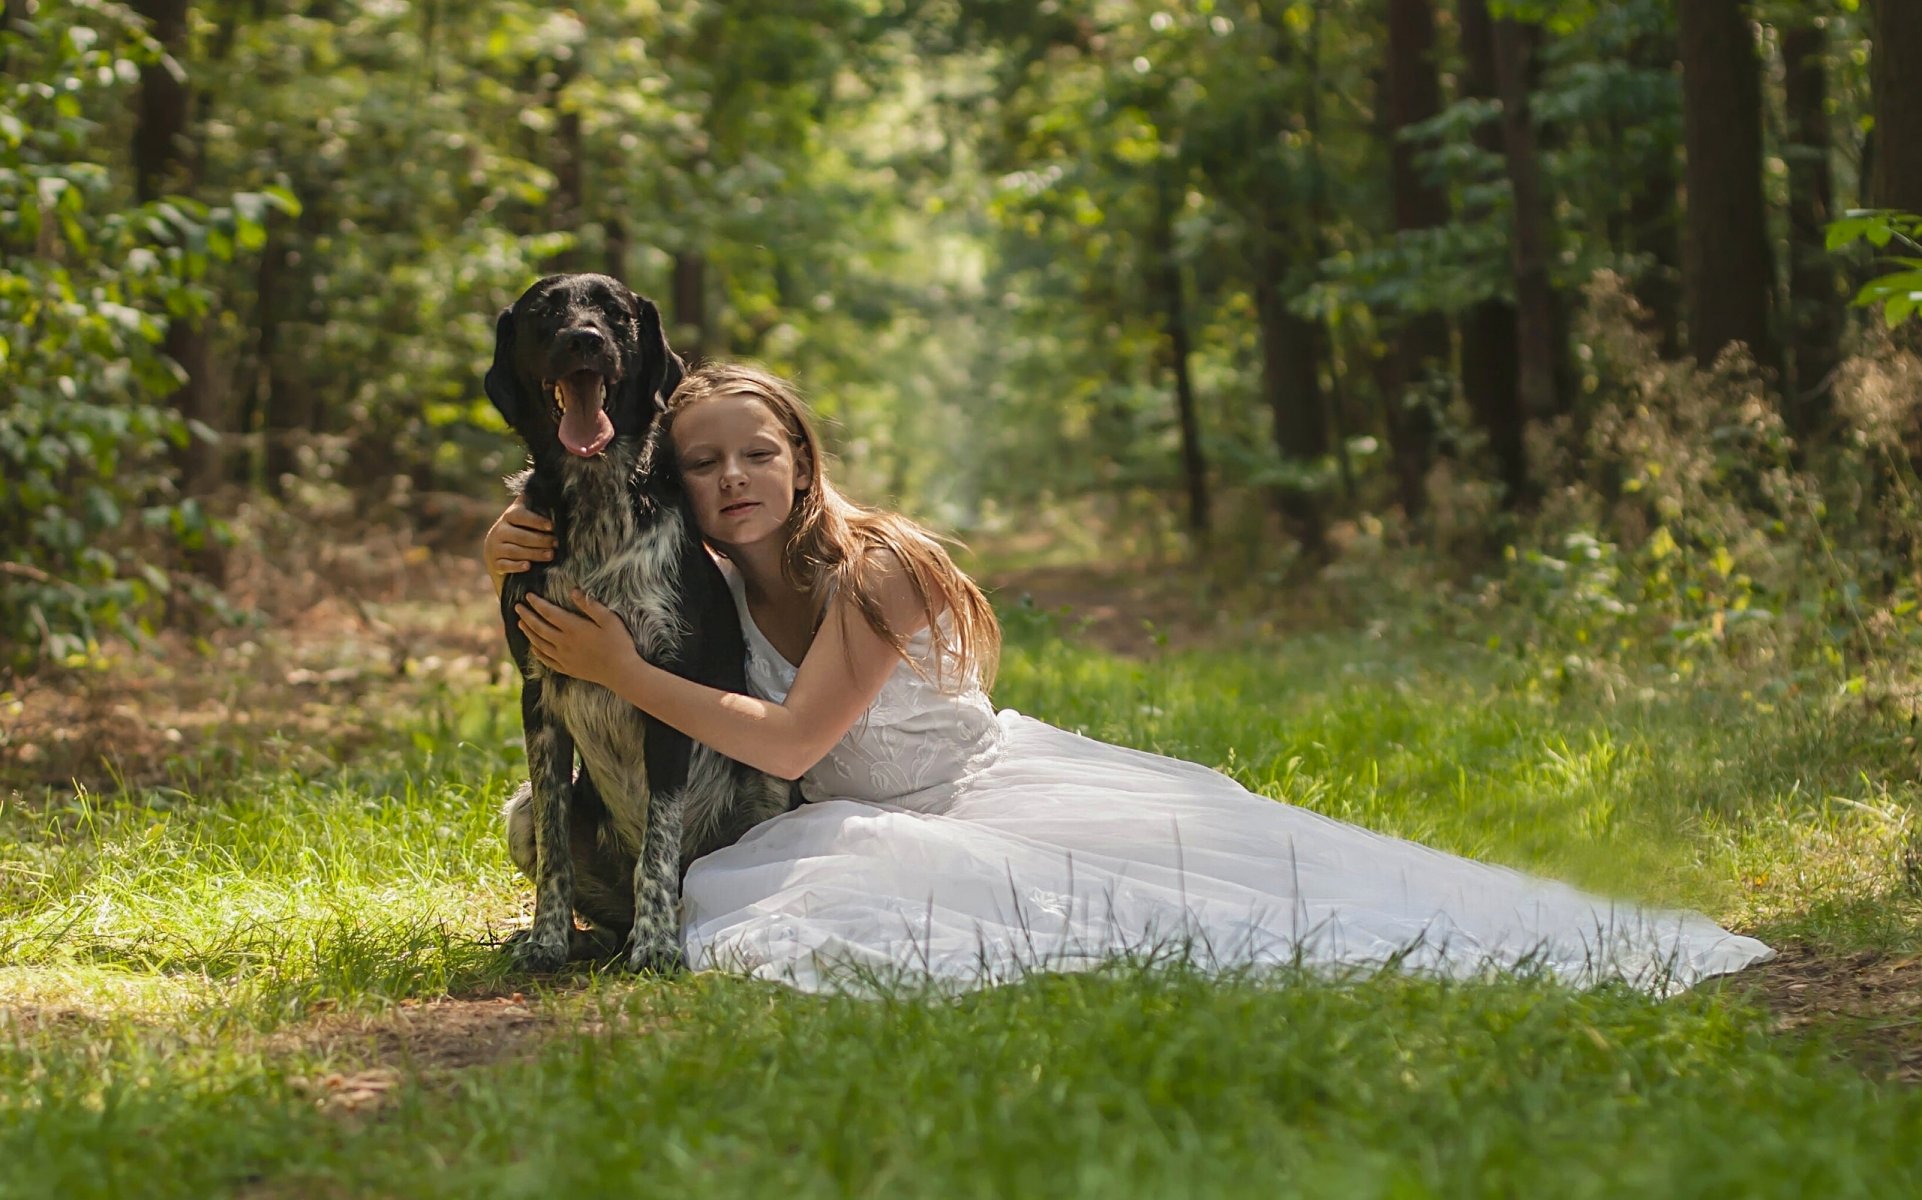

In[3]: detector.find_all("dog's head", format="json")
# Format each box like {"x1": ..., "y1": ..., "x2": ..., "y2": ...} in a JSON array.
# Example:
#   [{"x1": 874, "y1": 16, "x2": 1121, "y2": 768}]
[{"x1": 484, "y1": 273, "x2": 686, "y2": 460}]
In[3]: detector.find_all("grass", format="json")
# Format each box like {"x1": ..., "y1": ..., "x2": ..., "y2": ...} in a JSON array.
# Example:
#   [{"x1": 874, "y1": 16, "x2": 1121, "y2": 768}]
[{"x1": 4, "y1": 600, "x2": 1922, "y2": 1197}]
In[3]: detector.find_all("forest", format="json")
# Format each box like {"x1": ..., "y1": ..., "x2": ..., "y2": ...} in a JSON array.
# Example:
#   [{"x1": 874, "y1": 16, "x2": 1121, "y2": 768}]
[
  {"x1": 7, "y1": 0, "x2": 1921, "y2": 668},
  {"x1": 8, "y1": 2, "x2": 1922, "y2": 1196}
]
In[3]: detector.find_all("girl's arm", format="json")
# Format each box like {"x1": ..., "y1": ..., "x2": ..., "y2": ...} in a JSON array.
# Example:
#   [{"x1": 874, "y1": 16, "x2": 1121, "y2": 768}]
[{"x1": 514, "y1": 553, "x2": 927, "y2": 780}]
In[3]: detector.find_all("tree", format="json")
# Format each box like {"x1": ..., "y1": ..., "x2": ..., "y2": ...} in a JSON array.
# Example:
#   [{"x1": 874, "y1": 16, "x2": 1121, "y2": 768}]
[
  {"x1": 1621, "y1": 17, "x2": 1683, "y2": 356},
  {"x1": 132, "y1": 0, "x2": 220, "y2": 495},
  {"x1": 1491, "y1": 16, "x2": 1560, "y2": 431},
  {"x1": 1384, "y1": 0, "x2": 1450, "y2": 518},
  {"x1": 1676, "y1": 0, "x2": 1776, "y2": 371},
  {"x1": 1457, "y1": 0, "x2": 1527, "y2": 507},
  {"x1": 1150, "y1": 169, "x2": 1212, "y2": 543},
  {"x1": 1779, "y1": 12, "x2": 1840, "y2": 434},
  {"x1": 1183, "y1": 0, "x2": 1333, "y2": 554},
  {"x1": 1869, "y1": 0, "x2": 1922, "y2": 211}
]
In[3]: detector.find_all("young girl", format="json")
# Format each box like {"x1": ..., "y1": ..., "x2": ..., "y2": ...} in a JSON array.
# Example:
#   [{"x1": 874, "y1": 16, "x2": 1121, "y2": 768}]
[{"x1": 487, "y1": 362, "x2": 1771, "y2": 993}]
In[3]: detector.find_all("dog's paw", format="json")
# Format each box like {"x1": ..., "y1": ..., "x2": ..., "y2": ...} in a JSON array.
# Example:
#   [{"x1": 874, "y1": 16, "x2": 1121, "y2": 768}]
[
  {"x1": 506, "y1": 928, "x2": 570, "y2": 974},
  {"x1": 569, "y1": 925, "x2": 627, "y2": 963},
  {"x1": 623, "y1": 933, "x2": 686, "y2": 976}
]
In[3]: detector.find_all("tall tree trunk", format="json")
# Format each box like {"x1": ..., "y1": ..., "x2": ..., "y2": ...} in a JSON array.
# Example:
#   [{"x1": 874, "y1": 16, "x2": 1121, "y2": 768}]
[
  {"x1": 672, "y1": 251, "x2": 709, "y2": 363},
  {"x1": 1151, "y1": 174, "x2": 1210, "y2": 545},
  {"x1": 263, "y1": 173, "x2": 327, "y2": 491},
  {"x1": 133, "y1": 0, "x2": 219, "y2": 496},
  {"x1": 1384, "y1": 0, "x2": 1450, "y2": 518},
  {"x1": 1781, "y1": 18, "x2": 1840, "y2": 438},
  {"x1": 1245, "y1": 0, "x2": 1327, "y2": 557},
  {"x1": 240, "y1": 206, "x2": 281, "y2": 489},
  {"x1": 1869, "y1": 0, "x2": 1922, "y2": 211},
  {"x1": 1252, "y1": 233, "x2": 1327, "y2": 555},
  {"x1": 1492, "y1": 17, "x2": 1560, "y2": 432},
  {"x1": 1457, "y1": 0, "x2": 1528, "y2": 508},
  {"x1": 546, "y1": 57, "x2": 585, "y2": 274},
  {"x1": 1624, "y1": 23, "x2": 1683, "y2": 357},
  {"x1": 1677, "y1": 0, "x2": 1777, "y2": 372},
  {"x1": 1303, "y1": 0, "x2": 1354, "y2": 506},
  {"x1": 605, "y1": 215, "x2": 629, "y2": 282},
  {"x1": 1624, "y1": 155, "x2": 1683, "y2": 357}
]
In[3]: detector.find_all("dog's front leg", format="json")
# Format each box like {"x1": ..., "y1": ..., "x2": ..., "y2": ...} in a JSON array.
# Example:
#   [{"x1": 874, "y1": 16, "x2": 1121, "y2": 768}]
[
  {"x1": 517, "y1": 683, "x2": 577, "y2": 973},
  {"x1": 628, "y1": 717, "x2": 692, "y2": 973}
]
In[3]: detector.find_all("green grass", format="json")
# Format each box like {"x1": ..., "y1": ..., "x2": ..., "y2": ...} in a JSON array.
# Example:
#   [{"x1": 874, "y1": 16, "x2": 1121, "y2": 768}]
[{"x1": 4, "y1": 610, "x2": 1921, "y2": 1197}]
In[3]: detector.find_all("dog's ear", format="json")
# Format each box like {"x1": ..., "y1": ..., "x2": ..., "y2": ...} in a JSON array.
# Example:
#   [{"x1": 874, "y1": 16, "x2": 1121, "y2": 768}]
[
  {"x1": 483, "y1": 306, "x2": 522, "y2": 424},
  {"x1": 633, "y1": 293, "x2": 684, "y2": 410}
]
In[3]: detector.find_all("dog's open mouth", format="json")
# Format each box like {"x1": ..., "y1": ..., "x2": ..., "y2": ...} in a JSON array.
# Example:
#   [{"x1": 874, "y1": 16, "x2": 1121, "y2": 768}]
[{"x1": 551, "y1": 369, "x2": 616, "y2": 458}]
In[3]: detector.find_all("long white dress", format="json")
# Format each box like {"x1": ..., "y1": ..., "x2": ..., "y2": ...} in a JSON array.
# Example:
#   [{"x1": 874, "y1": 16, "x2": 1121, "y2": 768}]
[{"x1": 681, "y1": 565, "x2": 1773, "y2": 994}]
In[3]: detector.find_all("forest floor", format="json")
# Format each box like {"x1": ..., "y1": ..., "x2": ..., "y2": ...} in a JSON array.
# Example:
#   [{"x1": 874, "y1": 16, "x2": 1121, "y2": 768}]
[{"x1": 4, "y1": 509, "x2": 1922, "y2": 1195}]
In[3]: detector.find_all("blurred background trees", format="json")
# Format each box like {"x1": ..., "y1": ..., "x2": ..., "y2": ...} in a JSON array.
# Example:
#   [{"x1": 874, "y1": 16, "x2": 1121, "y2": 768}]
[{"x1": 4, "y1": 0, "x2": 1917, "y2": 676}]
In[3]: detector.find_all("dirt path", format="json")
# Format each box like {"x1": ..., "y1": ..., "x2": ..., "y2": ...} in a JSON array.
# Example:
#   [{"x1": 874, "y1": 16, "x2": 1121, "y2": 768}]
[{"x1": 1738, "y1": 943, "x2": 1922, "y2": 1084}]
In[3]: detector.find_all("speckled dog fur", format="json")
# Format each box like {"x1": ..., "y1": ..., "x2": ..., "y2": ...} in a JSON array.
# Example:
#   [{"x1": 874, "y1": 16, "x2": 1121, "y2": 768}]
[{"x1": 486, "y1": 274, "x2": 788, "y2": 974}]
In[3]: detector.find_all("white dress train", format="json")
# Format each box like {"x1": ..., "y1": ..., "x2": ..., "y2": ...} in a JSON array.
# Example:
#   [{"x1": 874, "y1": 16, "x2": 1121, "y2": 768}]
[{"x1": 681, "y1": 565, "x2": 1773, "y2": 994}]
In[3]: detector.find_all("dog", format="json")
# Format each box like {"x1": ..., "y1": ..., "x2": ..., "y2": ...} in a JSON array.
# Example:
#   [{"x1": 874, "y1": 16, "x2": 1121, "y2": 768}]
[{"x1": 486, "y1": 273, "x2": 789, "y2": 973}]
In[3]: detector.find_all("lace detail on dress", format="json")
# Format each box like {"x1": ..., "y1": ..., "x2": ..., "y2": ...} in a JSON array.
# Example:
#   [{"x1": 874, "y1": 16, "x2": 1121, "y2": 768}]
[{"x1": 721, "y1": 560, "x2": 1002, "y2": 806}]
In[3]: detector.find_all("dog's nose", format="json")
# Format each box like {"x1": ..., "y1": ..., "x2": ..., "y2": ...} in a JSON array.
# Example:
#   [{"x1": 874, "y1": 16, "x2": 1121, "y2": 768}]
[{"x1": 563, "y1": 327, "x2": 606, "y2": 355}]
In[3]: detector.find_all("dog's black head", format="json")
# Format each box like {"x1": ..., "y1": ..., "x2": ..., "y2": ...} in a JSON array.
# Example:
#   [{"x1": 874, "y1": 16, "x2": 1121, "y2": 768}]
[{"x1": 484, "y1": 273, "x2": 686, "y2": 461}]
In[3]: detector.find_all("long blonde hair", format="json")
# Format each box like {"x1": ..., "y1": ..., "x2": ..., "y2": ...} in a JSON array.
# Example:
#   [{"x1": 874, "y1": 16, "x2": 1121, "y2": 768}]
[{"x1": 666, "y1": 362, "x2": 1000, "y2": 690}]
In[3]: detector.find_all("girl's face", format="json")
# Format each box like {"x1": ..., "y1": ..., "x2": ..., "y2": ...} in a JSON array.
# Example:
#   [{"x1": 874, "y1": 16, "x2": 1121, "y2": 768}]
[{"x1": 671, "y1": 391, "x2": 810, "y2": 550}]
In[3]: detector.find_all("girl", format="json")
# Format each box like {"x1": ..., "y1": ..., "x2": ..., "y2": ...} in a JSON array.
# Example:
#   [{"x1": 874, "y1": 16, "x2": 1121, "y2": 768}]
[{"x1": 487, "y1": 362, "x2": 1771, "y2": 993}]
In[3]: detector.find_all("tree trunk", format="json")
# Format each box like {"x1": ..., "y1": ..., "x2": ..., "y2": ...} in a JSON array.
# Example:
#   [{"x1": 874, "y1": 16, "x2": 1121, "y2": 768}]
[
  {"x1": 1151, "y1": 174, "x2": 1211, "y2": 545},
  {"x1": 1302, "y1": 0, "x2": 1354, "y2": 506},
  {"x1": 1870, "y1": 0, "x2": 1922, "y2": 211},
  {"x1": 238, "y1": 206, "x2": 280, "y2": 488},
  {"x1": 132, "y1": 0, "x2": 192, "y2": 203},
  {"x1": 672, "y1": 251, "x2": 709, "y2": 363},
  {"x1": 1245, "y1": 0, "x2": 1327, "y2": 556},
  {"x1": 1253, "y1": 233, "x2": 1327, "y2": 555},
  {"x1": 547, "y1": 57, "x2": 585, "y2": 274},
  {"x1": 1781, "y1": 19, "x2": 1840, "y2": 438},
  {"x1": 1385, "y1": 0, "x2": 1450, "y2": 518},
  {"x1": 1624, "y1": 154, "x2": 1683, "y2": 357},
  {"x1": 1457, "y1": 0, "x2": 1528, "y2": 508},
  {"x1": 132, "y1": 0, "x2": 219, "y2": 496},
  {"x1": 1677, "y1": 0, "x2": 1777, "y2": 372},
  {"x1": 1623, "y1": 23, "x2": 1683, "y2": 357},
  {"x1": 254, "y1": 212, "x2": 297, "y2": 492},
  {"x1": 1492, "y1": 17, "x2": 1560, "y2": 433},
  {"x1": 605, "y1": 215, "x2": 629, "y2": 282}
]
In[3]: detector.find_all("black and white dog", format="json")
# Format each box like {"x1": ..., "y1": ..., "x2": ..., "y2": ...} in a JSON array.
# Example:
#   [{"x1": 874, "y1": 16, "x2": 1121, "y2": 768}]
[{"x1": 487, "y1": 273, "x2": 787, "y2": 973}]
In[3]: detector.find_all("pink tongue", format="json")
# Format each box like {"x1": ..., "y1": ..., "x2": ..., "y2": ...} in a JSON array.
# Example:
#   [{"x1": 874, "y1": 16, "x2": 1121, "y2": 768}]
[{"x1": 558, "y1": 374, "x2": 613, "y2": 457}]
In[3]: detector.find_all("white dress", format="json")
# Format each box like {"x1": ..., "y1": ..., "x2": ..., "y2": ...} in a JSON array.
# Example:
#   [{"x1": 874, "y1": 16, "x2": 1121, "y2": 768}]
[{"x1": 681, "y1": 565, "x2": 1773, "y2": 994}]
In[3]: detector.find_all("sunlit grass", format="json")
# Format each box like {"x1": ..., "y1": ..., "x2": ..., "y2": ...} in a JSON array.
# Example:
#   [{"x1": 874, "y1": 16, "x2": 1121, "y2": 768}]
[{"x1": 4, "y1": 609, "x2": 1921, "y2": 1196}]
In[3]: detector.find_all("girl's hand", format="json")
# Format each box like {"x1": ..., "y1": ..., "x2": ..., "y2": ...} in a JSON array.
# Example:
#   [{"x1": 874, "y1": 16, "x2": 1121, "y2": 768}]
[
  {"x1": 484, "y1": 499, "x2": 556, "y2": 588},
  {"x1": 516, "y1": 589, "x2": 638, "y2": 688}
]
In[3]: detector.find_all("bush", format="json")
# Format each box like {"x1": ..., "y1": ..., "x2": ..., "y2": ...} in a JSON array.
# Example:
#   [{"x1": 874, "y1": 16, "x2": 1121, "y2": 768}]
[
  {"x1": 0, "y1": 3, "x2": 291, "y2": 675},
  {"x1": 1474, "y1": 273, "x2": 1920, "y2": 693}
]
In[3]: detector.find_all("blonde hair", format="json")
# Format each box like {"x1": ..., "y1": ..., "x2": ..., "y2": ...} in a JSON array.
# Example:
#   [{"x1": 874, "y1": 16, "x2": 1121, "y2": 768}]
[{"x1": 666, "y1": 362, "x2": 1000, "y2": 690}]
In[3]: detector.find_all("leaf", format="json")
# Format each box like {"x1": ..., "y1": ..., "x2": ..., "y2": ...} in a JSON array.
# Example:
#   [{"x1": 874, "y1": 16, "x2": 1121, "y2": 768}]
[{"x1": 261, "y1": 186, "x2": 303, "y2": 218}]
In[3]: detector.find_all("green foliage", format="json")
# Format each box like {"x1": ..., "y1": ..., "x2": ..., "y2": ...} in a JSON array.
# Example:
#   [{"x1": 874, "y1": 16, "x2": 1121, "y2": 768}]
[
  {"x1": 1827, "y1": 209, "x2": 1922, "y2": 325},
  {"x1": 1460, "y1": 275, "x2": 1922, "y2": 697},
  {"x1": 0, "y1": 3, "x2": 292, "y2": 672}
]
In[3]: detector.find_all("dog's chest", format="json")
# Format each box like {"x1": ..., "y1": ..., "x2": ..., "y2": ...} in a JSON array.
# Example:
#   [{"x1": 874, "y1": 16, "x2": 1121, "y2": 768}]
[
  {"x1": 532, "y1": 473, "x2": 691, "y2": 842},
  {"x1": 537, "y1": 469, "x2": 689, "y2": 665}
]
